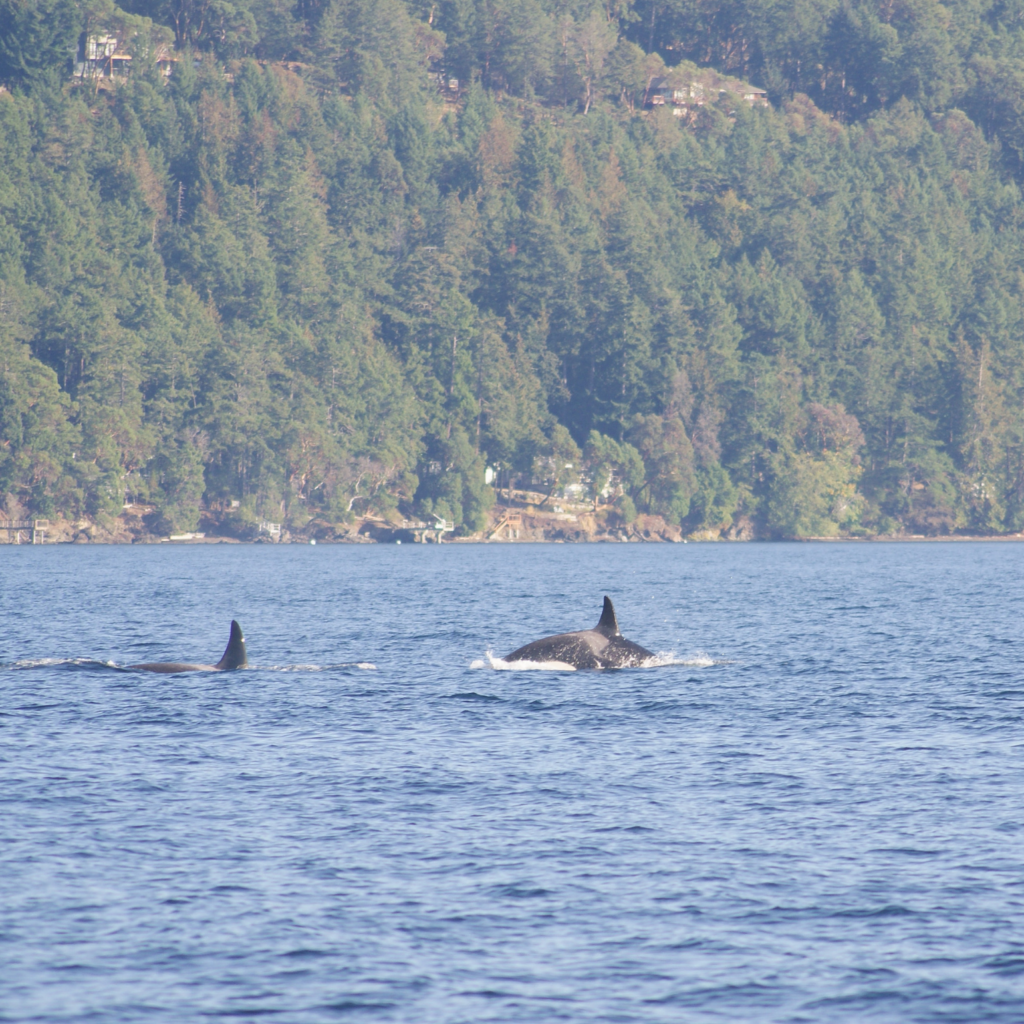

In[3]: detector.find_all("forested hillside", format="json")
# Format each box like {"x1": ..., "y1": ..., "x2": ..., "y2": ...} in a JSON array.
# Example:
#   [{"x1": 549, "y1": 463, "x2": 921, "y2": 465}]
[{"x1": 3, "y1": 0, "x2": 1024, "y2": 538}]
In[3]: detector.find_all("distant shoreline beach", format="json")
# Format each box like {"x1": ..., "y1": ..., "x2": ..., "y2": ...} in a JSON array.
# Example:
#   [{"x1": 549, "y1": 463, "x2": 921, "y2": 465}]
[{"x1": 5, "y1": 507, "x2": 1024, "y2": 546}]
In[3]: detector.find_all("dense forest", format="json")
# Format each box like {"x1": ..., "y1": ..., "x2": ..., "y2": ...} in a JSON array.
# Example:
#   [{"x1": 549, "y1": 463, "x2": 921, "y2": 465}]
[{"x1": 2, "y1": 0, "x2": 1024, "y2": 537}]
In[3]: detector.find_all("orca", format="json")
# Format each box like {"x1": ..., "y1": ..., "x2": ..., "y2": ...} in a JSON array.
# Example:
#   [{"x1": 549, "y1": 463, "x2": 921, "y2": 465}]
[
  {"x1": 503, "y1": 597, "x2": 655, "y2": 669},
  {"x1": 130, "y1": 620, "x2": 248, "y2": 673}
]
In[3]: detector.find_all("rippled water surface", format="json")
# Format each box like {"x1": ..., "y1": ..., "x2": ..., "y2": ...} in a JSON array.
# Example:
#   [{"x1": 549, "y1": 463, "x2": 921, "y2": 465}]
[{"x1": 3, "y1": 542, "x2": 1024, "y2": 1023}]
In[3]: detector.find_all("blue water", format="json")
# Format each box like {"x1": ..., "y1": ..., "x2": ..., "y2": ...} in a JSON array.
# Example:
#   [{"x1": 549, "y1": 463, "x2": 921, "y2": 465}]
[{"x1": 2, "y1": 542, "x2": 1024, "y2": 1023}]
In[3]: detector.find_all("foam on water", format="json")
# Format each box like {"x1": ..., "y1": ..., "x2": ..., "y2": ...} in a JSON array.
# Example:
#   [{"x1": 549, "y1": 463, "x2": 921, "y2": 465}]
[
  {"x1": 470, "y1": 650, "x2": 720, "y2": 670},
  {"x1": 5, "y1": 657, "x2": 121, "y2": 671},
  {"x1": 648, "y1": 650, "x2": 721, "y2": 667},
  {"x1": 471, "y1": 652, "x2": 577, "y2": 670}
]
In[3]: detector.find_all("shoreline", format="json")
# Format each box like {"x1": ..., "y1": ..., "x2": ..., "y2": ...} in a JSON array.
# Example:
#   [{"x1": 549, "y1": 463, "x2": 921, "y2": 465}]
[
  {"x1": 4, "y1": 508, "x2": 1024, "y2": 546},
  {"x1": 5, "y1": 494, "x2": 1024, "y2": 546}
]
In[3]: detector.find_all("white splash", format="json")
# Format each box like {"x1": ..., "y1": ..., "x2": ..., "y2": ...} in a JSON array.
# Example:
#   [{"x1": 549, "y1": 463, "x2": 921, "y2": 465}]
[
  {"x1": 470, "y1": 650, "x2": 721, "y2": 670},
  {"x1": 470, "y1": 652, "x2": 577, "y2": 671},
  {"x1": 7, "y1": 657, "x2": 120, "y2": 670},
  {"x1": 681, "y1": 653, "x2": 718, "y2": 667},
  {"x1": 644, "y1": 651, "x2": 718, "y2": 667}
]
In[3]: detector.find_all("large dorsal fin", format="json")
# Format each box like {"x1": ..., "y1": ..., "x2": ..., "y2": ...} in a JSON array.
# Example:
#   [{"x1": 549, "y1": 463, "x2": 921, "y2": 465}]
[
  {"x1": 595, "y1": 596, "x2": 620, "y2": 637},
  {"x1": 214, "y1": 620, "x2": 248, "y2": 670}
]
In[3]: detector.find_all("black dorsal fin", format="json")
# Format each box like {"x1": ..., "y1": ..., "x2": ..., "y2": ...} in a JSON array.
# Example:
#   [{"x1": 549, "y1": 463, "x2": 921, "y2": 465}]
[
  {"x1": 595, "y1": 596, "x2": 620, "y2": 637},
  {"x1": 215, "y1": 620, "x2": 248, "y2": 670}
]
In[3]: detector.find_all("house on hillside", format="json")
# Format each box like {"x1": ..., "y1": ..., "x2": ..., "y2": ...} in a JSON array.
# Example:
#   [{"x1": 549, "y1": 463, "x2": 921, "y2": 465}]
[
  {"x1": 71, "y1": 32, "x2": 177, "y2": 83},
  {"x1": 740, "y1": 85, "x2": 769, "y2": 106},
  {"x1": 72, "y1": 33, "x2": 132, "y2": 79},
  {"x1": 154, "y1": 47, "x2": 178, "y2": 77},
  {"x1": 428, "y1": 56, "x2": 459, "y2": 99},
  {"x1": 647, "y1": 76, "x2": 671, "y2": 106},
  {"x1": 681, "y1": 82, "x2": 707, "y2": 106},
  {"x1": 644, "y1": 78, "x2": 712, "y2": 111},
  {"x1": 428, "y1": 56, "x2": 444, "y2": 88}
]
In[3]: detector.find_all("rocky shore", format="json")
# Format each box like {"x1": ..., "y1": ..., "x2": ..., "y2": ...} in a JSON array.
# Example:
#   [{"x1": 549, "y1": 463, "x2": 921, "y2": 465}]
[
  {"x1": 7, "y1": 497, "x2": 1024, "y2": 545},
  {"x1": 2, "y1": 494, "x2": 722, "y2": 545}
]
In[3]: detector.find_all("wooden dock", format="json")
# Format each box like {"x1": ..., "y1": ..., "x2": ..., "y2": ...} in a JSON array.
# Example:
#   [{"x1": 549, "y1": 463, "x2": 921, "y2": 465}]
[
  {"x1": 0, "y1": 520, "x2": 49, "y2": 544},
  {"x1": 486, "y1": 511, "x2": 522, "y2": 540}
]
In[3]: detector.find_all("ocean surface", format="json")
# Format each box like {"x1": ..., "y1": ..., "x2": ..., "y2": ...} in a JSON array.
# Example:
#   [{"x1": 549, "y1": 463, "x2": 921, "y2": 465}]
[{"x1": 2, "y1": 541, "x2": 1024, "y2": 1023}]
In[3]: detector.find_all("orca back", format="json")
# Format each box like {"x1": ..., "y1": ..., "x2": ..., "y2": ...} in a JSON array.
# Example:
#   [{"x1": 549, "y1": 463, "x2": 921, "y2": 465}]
[{"x1": 503, "y1": 597, "x2": 653, "y2": 669}]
